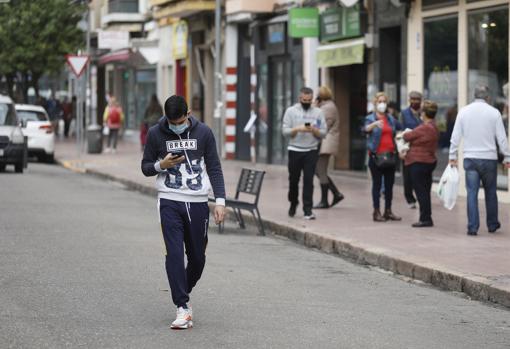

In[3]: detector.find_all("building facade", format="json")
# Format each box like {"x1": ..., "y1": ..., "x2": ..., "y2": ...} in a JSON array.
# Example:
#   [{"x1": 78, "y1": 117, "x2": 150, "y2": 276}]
[{"x1": 407, "y1": 0, "x2": 510, "y2": 197}]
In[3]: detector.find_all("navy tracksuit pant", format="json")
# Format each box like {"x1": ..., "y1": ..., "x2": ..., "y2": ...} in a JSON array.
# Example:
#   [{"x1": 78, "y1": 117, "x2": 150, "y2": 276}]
[{"x1": 159, "y1": 198, "x2": 209, "y2": 308}]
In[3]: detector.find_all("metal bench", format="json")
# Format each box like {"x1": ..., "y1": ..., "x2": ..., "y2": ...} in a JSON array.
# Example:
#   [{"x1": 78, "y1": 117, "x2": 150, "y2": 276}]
[{"x1": 211, "y1": 168, "x2": 266, "y2": 235}]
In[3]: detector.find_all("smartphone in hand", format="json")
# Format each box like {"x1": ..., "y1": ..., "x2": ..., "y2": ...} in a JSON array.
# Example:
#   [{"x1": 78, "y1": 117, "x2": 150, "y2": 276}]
[{"x1": 304, "y1": 122, "x2": 311, "y2": 127}]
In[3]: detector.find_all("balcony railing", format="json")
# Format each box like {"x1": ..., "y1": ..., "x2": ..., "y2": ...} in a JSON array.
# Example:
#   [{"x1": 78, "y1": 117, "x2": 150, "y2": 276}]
[{"x1": 108, "y1": 0, "x2": 139, "y2": 13}]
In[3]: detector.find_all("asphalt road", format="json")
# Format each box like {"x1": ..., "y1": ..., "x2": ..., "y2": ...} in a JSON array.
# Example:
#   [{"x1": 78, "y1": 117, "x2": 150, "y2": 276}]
[{"x1": 1, "y1": 164, "x2": 510, "y2": 349}]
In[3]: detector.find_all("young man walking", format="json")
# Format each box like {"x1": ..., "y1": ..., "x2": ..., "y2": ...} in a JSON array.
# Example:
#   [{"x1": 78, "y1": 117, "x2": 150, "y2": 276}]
[
  {"x1": 282, "y1": 87, "x2": 327, "y2": 220},
  {"x1": 141, "y1": 95, "x2": 225, "y2": 329},
  {"x1": 449, "y1": 85, "x2": 510, "y2": 235}
]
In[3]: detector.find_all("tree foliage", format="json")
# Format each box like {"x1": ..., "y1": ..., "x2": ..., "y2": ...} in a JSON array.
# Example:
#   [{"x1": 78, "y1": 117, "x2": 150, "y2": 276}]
[{"x1": 0, "y1": 0, "x2": 85, "y2": 101}]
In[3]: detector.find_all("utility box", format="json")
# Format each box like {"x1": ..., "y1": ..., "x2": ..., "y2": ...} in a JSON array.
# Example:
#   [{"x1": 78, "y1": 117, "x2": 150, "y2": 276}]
[{"x1": 87, "y1": 125, "x2": 102, "y2": 154}]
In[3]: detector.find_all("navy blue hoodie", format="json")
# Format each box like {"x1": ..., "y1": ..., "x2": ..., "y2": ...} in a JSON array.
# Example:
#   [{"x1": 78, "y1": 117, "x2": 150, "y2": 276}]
[{"x1": 141, "y1": 116, "x2": 225, "y2": 204}]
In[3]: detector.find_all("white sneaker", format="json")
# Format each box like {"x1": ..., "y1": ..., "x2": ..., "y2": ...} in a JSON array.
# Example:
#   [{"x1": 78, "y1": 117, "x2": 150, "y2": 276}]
[
  {"x1": 103, "y1": 147, "x2": 111, "y2": 154},
  {"x1": 171, "y1": 306, "x2": 193, "y2": 329},
  {"x1": 304, "y1": 213, "x2": 316, "y2": 220}
]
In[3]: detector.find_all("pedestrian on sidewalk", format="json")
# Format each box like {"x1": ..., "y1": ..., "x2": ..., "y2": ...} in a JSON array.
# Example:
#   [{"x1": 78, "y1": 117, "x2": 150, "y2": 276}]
[
  {"x1": 283, "y1": 87, "x2": 327, "y2": 220},
  {"x1": 364, "y1": 92, "x2": 402, "y2": 222},
  {"x1": 141, "y1": 95, "x2": 226, "y2": 329},
  {"x1": 403, "y1": 100, "x2": 439, "y2": 227},
  {"x1": 401, "y1": 91, "x2": 423, "y2": 209},
  {"x1": 103, "y1": 96, "x2": 124, "y2": 153},
  {"x1": 314, "y1": 86, "x2": 344, "y2": 209},
  {"x1": 140, "y1": 94, "x2": 163, "y2": 151},
  {"x1": 449, "y1": 85, "x2": 510, "y2": 236}
]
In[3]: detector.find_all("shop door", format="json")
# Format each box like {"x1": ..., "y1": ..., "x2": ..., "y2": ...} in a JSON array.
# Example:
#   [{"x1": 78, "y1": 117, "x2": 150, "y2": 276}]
[
  {"x1": 268, "y1": 57, "x2": 292, "y2": 164},
  {"x1": 135, "y1": 69, "x2": 157, "y2": 130},
  {"x1": 379, "y1": 26, "x2": 401, "y2": 107}
]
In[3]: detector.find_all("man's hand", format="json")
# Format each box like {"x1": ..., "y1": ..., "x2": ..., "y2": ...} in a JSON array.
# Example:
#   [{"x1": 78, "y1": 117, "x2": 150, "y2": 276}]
[
  {"x1": 309, "y1": 126, "x2": 321, "y2": 138},
  {"x1": 449, "y1": 159, "x2": 458, "y2": 167},
  {"x1": 214, "y1": 205, "x2": 225, "y2": 225},
  {"x1": 160, "y1": 153, "x2": 185, "y2": 169}
]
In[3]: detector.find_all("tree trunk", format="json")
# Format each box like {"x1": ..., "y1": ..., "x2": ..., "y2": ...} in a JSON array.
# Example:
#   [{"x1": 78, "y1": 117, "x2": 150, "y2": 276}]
[
  {"x1": 5, "y1": 74, "x2": 15, "y2": 101},
  {"x1": 21, "y1": 72, "x2": 29, "y2": 104},
  {"x1": 32, "y1": 73, "x2": 41, "y2": 99}
]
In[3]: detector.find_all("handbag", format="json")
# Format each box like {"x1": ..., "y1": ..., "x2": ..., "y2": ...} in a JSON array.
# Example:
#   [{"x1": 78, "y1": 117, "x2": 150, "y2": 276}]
[{"x1": 373, "y1": 152, "x2": 397, "y2": 168}]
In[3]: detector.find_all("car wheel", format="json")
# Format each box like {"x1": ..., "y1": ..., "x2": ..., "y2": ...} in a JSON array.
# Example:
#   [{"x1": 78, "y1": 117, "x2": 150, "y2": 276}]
[
  {"x1": 0, "y1": 164, "x2": 5, "y2": 172},
  {"x1": 15, "y1": 163, "x2": 23, "y2": 173},
  {"x1": 44, "y1": 153, "x2": 55, "y2": 164}
]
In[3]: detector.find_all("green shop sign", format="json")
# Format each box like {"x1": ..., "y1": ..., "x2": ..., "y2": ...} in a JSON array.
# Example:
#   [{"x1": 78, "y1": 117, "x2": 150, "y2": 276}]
[
  {"x1": 320, "y1": 5, "x2": 361, "y2": 43},
  {"x1": 289, "y1": 8, "x2": 319, "y2": 38}
]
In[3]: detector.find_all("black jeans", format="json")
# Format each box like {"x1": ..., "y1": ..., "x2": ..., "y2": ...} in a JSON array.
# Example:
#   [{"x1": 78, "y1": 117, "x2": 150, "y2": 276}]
[
  {"x1": 368, "y1": 157, "x2": 396, "y2": 210},
  {"x1": 288, "y1": 150, "x2": 318, "y2": 214},
  {"x1": 403, "y1": 164, "x2": 416, "y2": 204},
  {"x1": 107, "y1": 129, "x2": 119, "y2": 149},
  {"x1": 409, "y1": 162, "x2": 436, "y2": 223}
]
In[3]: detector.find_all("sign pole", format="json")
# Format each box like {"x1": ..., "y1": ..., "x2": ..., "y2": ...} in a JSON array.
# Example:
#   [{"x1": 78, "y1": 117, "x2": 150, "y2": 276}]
[{"x1": 214, "y1": 0, "x2": 222, "y2": 156}]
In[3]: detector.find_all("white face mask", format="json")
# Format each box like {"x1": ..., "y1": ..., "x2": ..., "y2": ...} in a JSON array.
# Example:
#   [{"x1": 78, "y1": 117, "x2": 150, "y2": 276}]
[{"x1": 376, "y1": 102, "x2": 387, "y2": 113}]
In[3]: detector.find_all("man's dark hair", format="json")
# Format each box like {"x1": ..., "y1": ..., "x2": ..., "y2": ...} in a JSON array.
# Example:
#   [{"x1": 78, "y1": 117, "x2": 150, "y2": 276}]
[
  {"x1": 164, "y1": 95, "x2": 188, "y2": 120},
  {"x1": 300, "y1": 87, "x2": 314, "y2": 95}
]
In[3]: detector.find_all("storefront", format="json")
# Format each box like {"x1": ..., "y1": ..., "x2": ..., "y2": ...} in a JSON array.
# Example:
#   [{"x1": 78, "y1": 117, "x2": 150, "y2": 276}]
[
  {"x1": 317, "y1": 3, "x2": 368, "y2": 171},
  {"x1": 254, "y1": 16, "x2": 304, "y2": 164},
  {"x1": 407, "y1": 0, "x2": 509, "y2": 194}
]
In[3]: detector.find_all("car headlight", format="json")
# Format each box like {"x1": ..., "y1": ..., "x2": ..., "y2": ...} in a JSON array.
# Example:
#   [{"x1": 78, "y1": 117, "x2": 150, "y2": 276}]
[{"x1": 11, "y1": 126, "x2": 25, "y2": 144}]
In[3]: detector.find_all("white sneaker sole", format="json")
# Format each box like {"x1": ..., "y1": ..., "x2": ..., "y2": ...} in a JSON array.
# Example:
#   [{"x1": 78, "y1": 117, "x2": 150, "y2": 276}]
[{"x1": 171, "y1": 321, "x2": 193, "y2": 330}]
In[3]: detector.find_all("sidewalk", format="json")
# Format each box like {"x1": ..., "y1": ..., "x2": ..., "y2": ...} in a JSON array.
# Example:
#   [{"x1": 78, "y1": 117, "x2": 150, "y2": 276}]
[{"x1": 55, "y1": 136, "x2": 510, "y2": 307}]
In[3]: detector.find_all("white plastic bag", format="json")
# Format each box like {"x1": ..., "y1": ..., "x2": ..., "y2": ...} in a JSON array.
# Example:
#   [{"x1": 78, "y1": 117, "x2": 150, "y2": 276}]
[
  {"x1": 395, "y1": 131, "x2": 410, "y2": 154},
  {"x1": 436, "y1": 165, "x2": 460, "y2": 210},
  {"x1": 102, "y1": 126, "x2": 110, "y2": 136}
]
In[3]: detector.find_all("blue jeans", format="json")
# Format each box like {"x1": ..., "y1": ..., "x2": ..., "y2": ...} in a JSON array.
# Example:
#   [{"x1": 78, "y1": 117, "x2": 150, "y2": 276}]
[{"x1": 464, "y1": 158, "x2": 499, "y2": 233}]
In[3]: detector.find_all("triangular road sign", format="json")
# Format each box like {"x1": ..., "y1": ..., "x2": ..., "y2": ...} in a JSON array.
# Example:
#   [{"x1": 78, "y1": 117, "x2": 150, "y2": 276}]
[{"x1": 66, "y1": 55, "x2": 90, "y2": 77}]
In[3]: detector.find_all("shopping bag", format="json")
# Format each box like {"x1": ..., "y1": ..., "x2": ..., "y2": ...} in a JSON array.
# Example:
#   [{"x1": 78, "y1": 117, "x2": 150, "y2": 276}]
[
  {"x1": 436, "y1": 165, "x2": 460, "y2": 210},
  {"x1": 102, "y1": 126, "x2": 110, "y2": 136},
  {"x1": 395, "y1": 129, "x2": 411, "y2": 154}
]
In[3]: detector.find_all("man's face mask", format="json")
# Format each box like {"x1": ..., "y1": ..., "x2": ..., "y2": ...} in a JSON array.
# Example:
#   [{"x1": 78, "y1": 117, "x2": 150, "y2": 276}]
[
  {"x1": 410, "y1": 98, "x2": 422, "y2": 111},
  {"x1": 168, "y1": 116, "x2": 189, "y2": 135},
  {"x1": 300, "y1": 94, "x2": 313, "y2": 110}
]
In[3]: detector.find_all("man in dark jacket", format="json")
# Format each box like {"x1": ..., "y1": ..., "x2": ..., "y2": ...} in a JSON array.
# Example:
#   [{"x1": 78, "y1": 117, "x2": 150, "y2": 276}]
[
  {"x1": 400, "y1": 91, "x2": 423, "y2": 208},
  {"x1": 141, "y1": 95, "x2": 225, "y2": 329}
]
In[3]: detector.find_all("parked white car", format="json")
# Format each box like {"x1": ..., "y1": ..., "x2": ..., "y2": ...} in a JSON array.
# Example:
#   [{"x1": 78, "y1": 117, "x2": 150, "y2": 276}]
[
  {"x1": 15, "y1": 104, "x2": 55, "y2": 163},
  {"x1": 0, "y1": 95, "x2": 27, "y2": 173}
]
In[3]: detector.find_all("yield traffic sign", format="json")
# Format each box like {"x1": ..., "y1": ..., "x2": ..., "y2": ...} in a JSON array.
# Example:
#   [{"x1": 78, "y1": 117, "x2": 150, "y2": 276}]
[{"x1": 66, "y1": 54, "x2": 90, "y2": 77}]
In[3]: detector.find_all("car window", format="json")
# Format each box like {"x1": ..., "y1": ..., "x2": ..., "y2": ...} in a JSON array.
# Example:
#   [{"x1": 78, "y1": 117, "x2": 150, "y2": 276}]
[
  {"x1": 17, "y1": 110, "x2": 48, "y2": 122},
  {"x1": 0, "y1": 103, "x2": 17, "y2": 126}
]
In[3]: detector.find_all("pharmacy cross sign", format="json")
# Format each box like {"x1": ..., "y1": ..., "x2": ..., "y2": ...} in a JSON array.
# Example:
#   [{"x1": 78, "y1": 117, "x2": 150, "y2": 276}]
[{"x1": 66, "y1": 54, "x2": 90, "y2": 77}]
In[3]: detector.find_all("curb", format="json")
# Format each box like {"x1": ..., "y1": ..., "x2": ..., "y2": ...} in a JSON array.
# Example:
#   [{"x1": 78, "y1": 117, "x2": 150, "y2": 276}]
[{"x1": 57, "y1": 158, "x2": 510, "y2": 309}]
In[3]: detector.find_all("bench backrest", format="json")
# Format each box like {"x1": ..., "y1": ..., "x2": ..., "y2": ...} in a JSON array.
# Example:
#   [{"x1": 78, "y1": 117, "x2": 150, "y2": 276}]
[{"x1": 235, "y1": 168, "x2": 266, "y2": 205}]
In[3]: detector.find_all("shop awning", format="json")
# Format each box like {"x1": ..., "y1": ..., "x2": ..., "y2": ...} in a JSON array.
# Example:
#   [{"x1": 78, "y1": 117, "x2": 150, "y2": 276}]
[
  {"x1": 138, "y1": 47, "x2": 159, "y2": 65},
  {"x1": 316, "y1": 38, "x2": 365, "y2": 68},
  {"x1": 154, "y1": 0, "x2": 215, "y2": 19},
  {"x1": 98, "y1": 49, "x2": 131, "y2": 65}
]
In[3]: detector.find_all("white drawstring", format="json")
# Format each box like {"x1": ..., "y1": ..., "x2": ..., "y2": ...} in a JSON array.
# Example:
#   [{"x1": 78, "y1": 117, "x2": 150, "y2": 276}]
[
  {"x1": 178, "y1": 132, "x2": 194, "y2": 223},
  {"x1": 185, "y1": 202, "x2": 192, "y2": 223}
]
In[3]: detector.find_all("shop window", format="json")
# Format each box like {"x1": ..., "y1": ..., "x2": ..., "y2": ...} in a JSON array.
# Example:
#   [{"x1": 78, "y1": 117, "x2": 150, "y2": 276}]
[
  {"x1": 256, "y1": 64, "x2": 269, "y2": 163},
  {"x1": 424, "y1": 15, "x2": 458, "y2": 176},
  {"x1": 422, "y1": 0, "x2": 457, "y2": 10},
  {"x1": 468, "y1": 6, "x2": 509, "y2": 188}
]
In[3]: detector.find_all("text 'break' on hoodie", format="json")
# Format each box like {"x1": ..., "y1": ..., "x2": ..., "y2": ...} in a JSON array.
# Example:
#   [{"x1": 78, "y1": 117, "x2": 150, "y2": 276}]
[{"x1": 141, "y1": 115, "x2": 226, "y2": 205}]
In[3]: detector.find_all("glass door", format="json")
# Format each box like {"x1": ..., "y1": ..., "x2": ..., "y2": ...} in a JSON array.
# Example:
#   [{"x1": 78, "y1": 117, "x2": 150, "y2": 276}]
[{"x1": 468, "y1": 6, "x2": 509, "y2": 189}]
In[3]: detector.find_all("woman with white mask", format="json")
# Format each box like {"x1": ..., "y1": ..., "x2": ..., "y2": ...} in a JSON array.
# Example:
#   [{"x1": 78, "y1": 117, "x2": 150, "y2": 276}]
[{"x1": 364, "y1": 92, "x2": 402, "y2": 222}]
